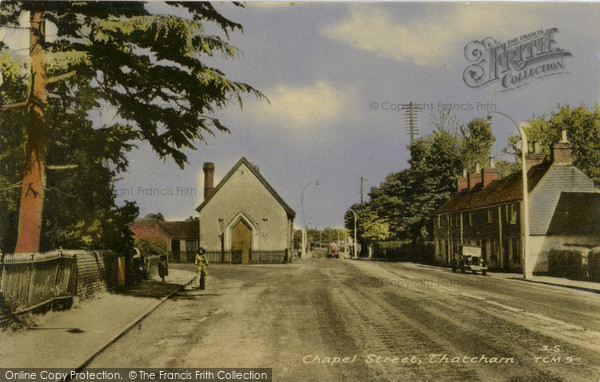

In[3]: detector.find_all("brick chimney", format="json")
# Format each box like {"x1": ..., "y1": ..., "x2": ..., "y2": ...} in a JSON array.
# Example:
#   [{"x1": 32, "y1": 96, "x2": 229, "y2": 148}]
[
  {"x1": 482, "y1": 157, "x2": 498, "y2": 188},
  {"x1": 551, "y1": 129, "x2": 573, "y2": 165},
  {"x1": 526, "y1": 140, "x2": 544, "y2": 170},
  {"x1": 468, "y1": 163, "x2": 482, "y2": 190},
  {"x1": 203, "y1": 162, "x2": 215, "y2": 200},
  {"x1": 457, "y1": 168, "x2": 468, "y2": 192}
]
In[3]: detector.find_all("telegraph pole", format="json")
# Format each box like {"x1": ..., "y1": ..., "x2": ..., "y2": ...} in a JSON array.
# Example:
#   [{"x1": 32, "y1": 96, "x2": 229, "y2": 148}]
[
  {"x1": 358, "y1": 177, "x2": 367, "y2": 204},
  {"x1": 402, "y1": 102, "x2": 422, "y2": 146}
]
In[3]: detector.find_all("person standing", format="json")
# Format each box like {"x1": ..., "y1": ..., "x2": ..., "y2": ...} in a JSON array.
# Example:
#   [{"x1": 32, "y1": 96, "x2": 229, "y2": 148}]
[
  {"x1": 195, "y1": 247, "x2": 209, "y2": 290},
  {"x1": 158, "y1": 254, "x2": 168, "y2": 283}
]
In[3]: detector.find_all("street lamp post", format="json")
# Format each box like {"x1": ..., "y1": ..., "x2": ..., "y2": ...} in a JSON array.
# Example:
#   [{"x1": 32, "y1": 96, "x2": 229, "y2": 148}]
[
  {"x1": 301, "y1": 180, "x2": 319, "y2": 258},
  {"x1": 489, "y1": 111, "x2": 531, "y2": 279},
  {"x1": 349, "y1": 209, "x2": 358, "y2": 258}
]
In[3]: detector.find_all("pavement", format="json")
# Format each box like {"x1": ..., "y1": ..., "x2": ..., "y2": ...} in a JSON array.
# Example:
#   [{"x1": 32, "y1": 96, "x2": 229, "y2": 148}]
[
  {"x1": 409, "y1": 261, "x2": 600, "y2": 293},
  {"x1": 0, "y1": 258, "x2": 598, "y2": 371},
  {"x1": 0, "y1": 267, "x2": 197, "y2": 369}
]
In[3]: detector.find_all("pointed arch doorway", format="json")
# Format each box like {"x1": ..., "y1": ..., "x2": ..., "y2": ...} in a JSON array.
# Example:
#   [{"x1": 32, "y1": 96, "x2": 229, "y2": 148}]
[{"x1": 231, "y1": 219, "x2": 252, "y2": 264}]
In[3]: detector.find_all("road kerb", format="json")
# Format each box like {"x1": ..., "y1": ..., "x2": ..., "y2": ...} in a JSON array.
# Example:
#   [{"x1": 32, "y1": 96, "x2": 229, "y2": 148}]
[{"x1": 73, "y1": 273, "x2": 198, "y2": 374}]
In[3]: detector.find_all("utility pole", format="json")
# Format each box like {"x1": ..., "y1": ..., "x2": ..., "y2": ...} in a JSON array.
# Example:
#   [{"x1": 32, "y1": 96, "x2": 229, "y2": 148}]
[
  {"x1": 402, "y1": 102, "x2": 422, "y2": 146},
  {"x1": 358, "y1": 177, "x2": 367, "y2": 204}
]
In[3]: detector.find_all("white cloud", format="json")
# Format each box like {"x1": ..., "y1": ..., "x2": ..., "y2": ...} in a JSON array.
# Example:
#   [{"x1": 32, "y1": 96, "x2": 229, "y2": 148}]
[
  {"x1": 248, "y1": 81, "x2": 357, "y2": 130},
  {"x1": 321, "y1": 4, "x2": 558, "y2": 67}
]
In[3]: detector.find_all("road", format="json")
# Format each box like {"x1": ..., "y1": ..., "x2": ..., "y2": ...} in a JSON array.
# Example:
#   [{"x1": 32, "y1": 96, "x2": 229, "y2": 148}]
[{"x1": 89, "y1": 257, "x2": 600, "y2": 382}]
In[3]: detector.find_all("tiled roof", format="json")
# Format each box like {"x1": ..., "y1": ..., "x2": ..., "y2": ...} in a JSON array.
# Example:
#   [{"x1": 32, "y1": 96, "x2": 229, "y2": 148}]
[
  {"x1": 435, "y1": 162, "x2": 551, "y2": 214},
  {"x1": 160, "y1": 221, "x2": 199, "y2": 239},
  {"x1": 129, "y1": 219, "x2": 198, "y2": 240},
  {"x1": 547, "y1": 192, "x2": 600, "y2": 236}
]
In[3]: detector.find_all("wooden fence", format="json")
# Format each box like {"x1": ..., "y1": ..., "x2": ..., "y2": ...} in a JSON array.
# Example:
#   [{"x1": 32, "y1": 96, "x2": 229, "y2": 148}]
[
  {"x1": 0, "y1": 250, "x2": 123, "y2": 315},
  {"x1": 0, "y1": 251, "x2": 77, "y2": 313}
]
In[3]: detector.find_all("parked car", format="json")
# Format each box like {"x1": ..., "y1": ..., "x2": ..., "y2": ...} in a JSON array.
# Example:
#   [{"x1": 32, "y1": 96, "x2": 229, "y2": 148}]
[{"x1": 451, "y1": 245, "x2": 488, "y2": 275}]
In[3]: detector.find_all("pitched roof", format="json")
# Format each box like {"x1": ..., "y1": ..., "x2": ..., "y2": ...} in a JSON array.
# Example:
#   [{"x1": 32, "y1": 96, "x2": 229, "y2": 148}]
[
  {"x1": 160, "y1": 221, "x2": 199, "y2": 239},
  {"x1": 195, "y1": 157, "x2": 296, "y2": 218},
  {"x1": 547, "y1": 192, "x2": 600, "y2": 236},
  {"x1": 435, "y1": 162, "x2": 551, "y2": 214},
  {"x1": 129, "y1": 219, "x2": 199, "y2": 239}
]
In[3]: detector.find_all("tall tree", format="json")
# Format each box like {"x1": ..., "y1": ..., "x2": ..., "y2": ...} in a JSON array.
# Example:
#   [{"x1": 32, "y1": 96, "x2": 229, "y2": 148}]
[
  {"x1": 459, "y1": 118, "x2": 495, "y2": 172},
  {"x1": 0, "y1": 2, "x2": 263, "y2": 252},
  {"x1": 351, "y1": 115, "x2": 495, "y2": 244}
]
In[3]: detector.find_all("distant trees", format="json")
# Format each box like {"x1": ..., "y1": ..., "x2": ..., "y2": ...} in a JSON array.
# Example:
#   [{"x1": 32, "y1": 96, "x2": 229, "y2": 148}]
[
  {"x1": 144, "y1": 212, "x2": 165, "y2": 221},
  {"x1": 293, "y1": 227, "x2": 348, "y2": 250}
]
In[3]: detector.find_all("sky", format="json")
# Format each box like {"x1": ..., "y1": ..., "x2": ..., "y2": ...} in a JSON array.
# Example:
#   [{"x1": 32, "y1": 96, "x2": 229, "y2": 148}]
[{"x1": 4, "y1": 2, "x2": 600, "y2": 230}]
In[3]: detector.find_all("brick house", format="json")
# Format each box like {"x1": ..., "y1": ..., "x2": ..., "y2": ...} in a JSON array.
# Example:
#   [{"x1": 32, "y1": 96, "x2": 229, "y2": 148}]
[
  {"x1": 434, "y1": 131, "x2": 600, "y2": 273},
  {"x1": 196, "y1": 157, "x2": 295, "y2": 264},
  {"x1": 129, "y1": 219, "x2": 199, "y2": 262}
]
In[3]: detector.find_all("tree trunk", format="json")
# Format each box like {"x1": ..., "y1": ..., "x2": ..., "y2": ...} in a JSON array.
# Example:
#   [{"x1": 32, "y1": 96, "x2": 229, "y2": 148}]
[{"x1": 14, "y1": 8, "x2": 48, "y2": 253}]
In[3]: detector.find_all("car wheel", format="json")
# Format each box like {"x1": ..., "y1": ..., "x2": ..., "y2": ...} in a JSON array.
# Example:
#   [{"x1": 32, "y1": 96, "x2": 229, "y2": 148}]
[
  {"x1": 452, "y1": 268, "x2": 456, "y2": 273},
  {"x1": 472, "y1": 270, "x2": 477, "y2": 274},
  {"x1": 482, "y1": 270, "x2": 487, "y2": 275},
  {"x1": 461, "y1": 268, "x2": 465, "y2": 273}
]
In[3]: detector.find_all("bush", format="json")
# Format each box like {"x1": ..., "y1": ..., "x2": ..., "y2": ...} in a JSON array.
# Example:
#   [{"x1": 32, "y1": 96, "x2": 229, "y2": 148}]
[
  {"x1": 134, "y1": 238, "x2": 167, "y2": 257},
  {"x1": 547, "y1": 247, "x2": 589, "y2": 279},
  {"x1": 374, "y1": 241, "x2": 434, "y2": 263},
  {"x1": 589, "y1": 247, "x2": 600, "y2": 281}
]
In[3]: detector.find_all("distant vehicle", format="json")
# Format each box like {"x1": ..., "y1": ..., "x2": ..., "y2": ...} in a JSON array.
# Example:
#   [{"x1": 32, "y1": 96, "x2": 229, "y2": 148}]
[
  {"x1": 327, "y1": 243, "x2": 339, "y2": 258},
  {"x1": 451, "y1": 245, "x2": 487, "y2": 275}
]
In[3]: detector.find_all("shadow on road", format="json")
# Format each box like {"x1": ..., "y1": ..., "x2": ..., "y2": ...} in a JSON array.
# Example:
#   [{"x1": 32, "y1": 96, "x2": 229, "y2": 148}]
[{"x1": 115, "y1": 280, "x2": 180, "y2": 299}]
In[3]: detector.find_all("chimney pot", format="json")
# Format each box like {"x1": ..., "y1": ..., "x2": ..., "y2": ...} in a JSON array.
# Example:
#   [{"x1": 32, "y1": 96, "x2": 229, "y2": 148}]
[
  {"x1": 488, "y1": 157, "x2": 496, "y2": 169},
  {"x1": 462, "y1": 168, "x2": 468, "y2": 177},
  {"x1": 561, "y1": 129, "x2": 568, "y2": 143},
  {"x1": 475, "y1": 162, "x2": 480, "y2": 172},
  {"x1": 533, "y1": 140, "x2": 541, "y2": 154}
]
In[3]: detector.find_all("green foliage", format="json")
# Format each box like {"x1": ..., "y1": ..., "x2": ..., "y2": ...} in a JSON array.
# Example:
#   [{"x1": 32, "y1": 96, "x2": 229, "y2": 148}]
[
  {"x1": 507, "y1": 105, "x2": 600, "y2": 185},
  {"x1": 134, "y1": 237, "x2": 167, "y2": 257},
  {"x1": 346, "y1": 113, "x2": 495, "y2": 247},
  {"x1": 0, "y1": 2, "x2": 259, "y2": 252},
  {"x1": 459, "y1": 118, "x2": 495, "y2": 172},
  {"x1": 144, "y1": 212, "x2": 165, "y2": 221}
]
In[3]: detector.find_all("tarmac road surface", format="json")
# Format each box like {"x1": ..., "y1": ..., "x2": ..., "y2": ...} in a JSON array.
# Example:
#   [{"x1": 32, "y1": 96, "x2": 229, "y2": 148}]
[{"x1": 88, "y1": 258, "x2": 600, "y2": 382}]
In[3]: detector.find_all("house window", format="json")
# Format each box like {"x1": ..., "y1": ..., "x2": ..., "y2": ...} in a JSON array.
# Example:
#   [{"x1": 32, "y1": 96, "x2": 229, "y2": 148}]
[
  {"x1": 510, "y1": 204, "x2": 518, "y2": 225},
  {"x1": 469, "y1": 212, "x2": 473, "y2": 226},
  {"x1": 487, "y1": 209, "x2": 493, "y2": 223},
  {"x1": 512, "y1": 239, "x2": 521, "y2": 263},
  {"x1": 262, "y1": 218, "x2": 269, "y2": 236}
]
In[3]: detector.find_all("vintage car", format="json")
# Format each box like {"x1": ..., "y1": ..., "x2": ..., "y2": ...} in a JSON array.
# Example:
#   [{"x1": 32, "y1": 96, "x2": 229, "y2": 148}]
[
  {"x1": 327, "y1": 243, "x2": 339, "y2": 258},
  {"x1": 451, "y1": 245, "x2": 488, "y2": 275}
]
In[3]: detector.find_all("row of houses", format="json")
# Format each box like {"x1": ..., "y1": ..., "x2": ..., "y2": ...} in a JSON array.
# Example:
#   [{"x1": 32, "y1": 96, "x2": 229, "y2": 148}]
[
  {"x1": 433, "y1": 131, "x2": 600, "y2": 274},
  {"x1": 130, "y1": 157, "x2": 296, "y2": 264}
]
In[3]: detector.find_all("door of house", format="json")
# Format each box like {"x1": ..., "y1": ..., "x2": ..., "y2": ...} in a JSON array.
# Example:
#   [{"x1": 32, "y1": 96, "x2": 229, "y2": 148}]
[
  {"x1": 171, "y1": 239, "x2": 181, "y2": 262},
  {"x1": 232, "y1": 220, "x2": 251, "y2": 264}
]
